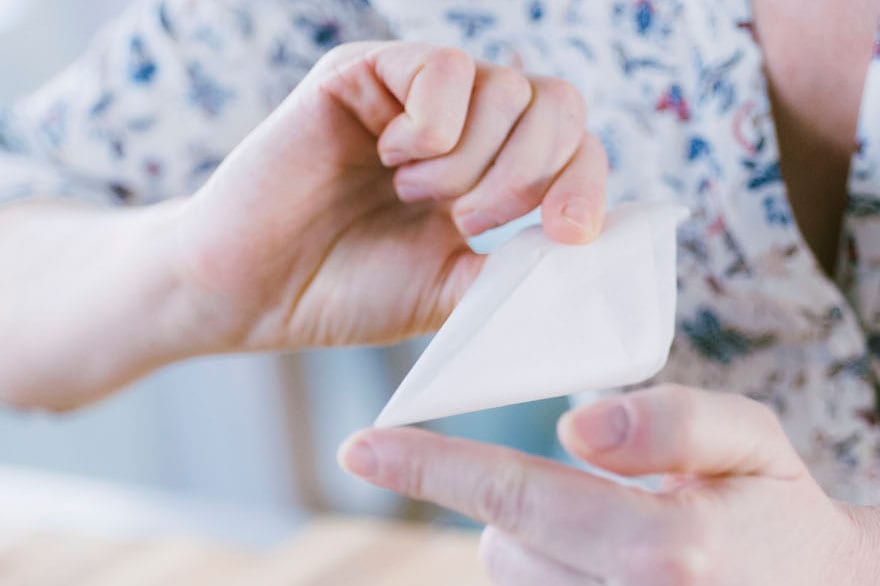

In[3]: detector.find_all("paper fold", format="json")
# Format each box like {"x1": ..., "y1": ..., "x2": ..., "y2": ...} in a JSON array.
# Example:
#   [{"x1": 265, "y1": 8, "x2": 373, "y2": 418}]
[{"x1": 375, "y1": 201, "x2": 689, "y2": 428}]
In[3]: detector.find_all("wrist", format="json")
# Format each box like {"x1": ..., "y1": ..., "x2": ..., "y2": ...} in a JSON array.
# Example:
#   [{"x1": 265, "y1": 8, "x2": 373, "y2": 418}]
[
  {"x1": 144, "y1": 197, "x2": 246, "y2": 359},
  {"x1": 0, "y1": 198, "x2": 221, "y2": 410},
  {"x1": 162, "y1": 191, "x2": 300, "y2": 356},
  {"x1": 80, "y1": 199, "x2": 216, "y2": 382}
]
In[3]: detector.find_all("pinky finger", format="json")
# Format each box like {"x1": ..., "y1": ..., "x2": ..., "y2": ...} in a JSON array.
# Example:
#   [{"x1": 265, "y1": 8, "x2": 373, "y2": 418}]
[
  {"x1": 479, "y1": 527, "x2": 601, "y2": 586},
  {"x1": 540, "y1": 132, "x2": 608, "y2": 245}
]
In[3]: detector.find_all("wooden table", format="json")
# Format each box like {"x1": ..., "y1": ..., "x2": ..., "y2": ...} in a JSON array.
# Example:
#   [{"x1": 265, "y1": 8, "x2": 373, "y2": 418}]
[{"x1": 0, "y1": 518, "x2": 491, "y2": 586}]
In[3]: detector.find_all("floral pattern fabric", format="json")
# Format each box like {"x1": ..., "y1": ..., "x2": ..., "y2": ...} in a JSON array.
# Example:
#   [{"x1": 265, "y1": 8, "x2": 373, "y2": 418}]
[{"x1": 3, "y1": 0, "x2": 880, "y2": 504}]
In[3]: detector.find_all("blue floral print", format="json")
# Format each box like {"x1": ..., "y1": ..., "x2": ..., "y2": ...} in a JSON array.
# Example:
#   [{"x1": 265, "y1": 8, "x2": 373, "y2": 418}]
[
  {"x1": 682, "y1": 307, "x2": 774, "y2": 365},
  {"x1": 128, "y1": 36, "x2": 158, "y2": 84}
]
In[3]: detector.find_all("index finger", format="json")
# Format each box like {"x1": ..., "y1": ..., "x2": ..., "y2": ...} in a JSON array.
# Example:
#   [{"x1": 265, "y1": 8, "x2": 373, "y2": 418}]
[{"x1": 338, "y1": 427, "x2": 661, "y2": 569}]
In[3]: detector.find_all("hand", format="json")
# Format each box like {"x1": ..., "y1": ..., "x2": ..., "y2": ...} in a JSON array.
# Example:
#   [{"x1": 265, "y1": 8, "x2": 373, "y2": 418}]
[
  {"x1": 339, "y1": 385, "x2": 880, "y2": 585},
  {"x1": 173, "y1": 41, "x2": 607, "y2": 353},
  {"x1": 0, "y1": 41, "x2": 606, "y2": 410}
]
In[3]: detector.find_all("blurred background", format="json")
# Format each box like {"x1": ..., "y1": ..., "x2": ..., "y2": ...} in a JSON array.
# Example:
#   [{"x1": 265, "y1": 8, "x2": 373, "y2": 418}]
[{"x1": 0, "y1": 0, "x2": 567, "y2": 547}]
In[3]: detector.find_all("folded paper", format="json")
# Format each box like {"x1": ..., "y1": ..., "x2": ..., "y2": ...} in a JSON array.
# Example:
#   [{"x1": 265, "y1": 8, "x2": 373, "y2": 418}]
[{"x1": 374, "y1": 201, "x2": 689, "y2": 428}]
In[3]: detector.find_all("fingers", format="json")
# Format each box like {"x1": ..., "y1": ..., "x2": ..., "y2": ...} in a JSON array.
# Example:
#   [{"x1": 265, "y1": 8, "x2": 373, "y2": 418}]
[
  {"x1": 479, "y1": 527, "x2": 595, "y2": 586},
  {"x1": 318, "y1": 41, "x2": 606, "y2": 243},
  {"x1": 557, "y1": 385, "x2": 807, "y2": 480},
  {"x1": 337, "y1": 426, "x2": 660, "y2": 568},
  {"x1": 540, "y1": 132, "x2": 607, "y2": 244},
  {"x1": 451, "y1": 76, "x2": 589, "y2": 238},
  {"x1": 313, "y1": 41, "x2": 404, "y2": 137},
  {"x1": 374, "y1": 46, "x2": 476, "y2": 166},
  {"x1": 396, "y1": 71, "x2": 605, "y2": 244},
  {"x1": 320, "y1": 42, "x2": 475, "y2": 165},
  {"x1": 393, "y1": 65, "x2": 533, "y2": 203}
]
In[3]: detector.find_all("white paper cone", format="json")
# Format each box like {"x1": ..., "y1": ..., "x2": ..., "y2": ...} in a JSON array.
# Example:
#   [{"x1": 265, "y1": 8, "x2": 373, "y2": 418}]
[{"x1": 375, "y1": 201, "x2": 689, "y2": 428}]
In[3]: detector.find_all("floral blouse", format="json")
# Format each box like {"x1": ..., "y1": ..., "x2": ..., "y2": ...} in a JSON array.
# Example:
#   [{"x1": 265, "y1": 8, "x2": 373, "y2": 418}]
[{"x1": 3, "y1": 0, "x2": 880, "y2": 504}]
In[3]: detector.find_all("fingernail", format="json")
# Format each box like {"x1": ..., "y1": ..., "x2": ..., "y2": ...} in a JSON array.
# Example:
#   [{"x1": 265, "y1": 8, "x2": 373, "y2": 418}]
[
  {"x1": 455, "y1": 209, "x2": 499, "y2": 236},
  {"x1": 570, "y1": 402, "x2": 630, "y2": 452},
  {"x1": 339, "y1": 438, "x2": 378, "y2": 478},
  {"x1": 561, "y1": 200, "x2": 590, "y2": 228}
]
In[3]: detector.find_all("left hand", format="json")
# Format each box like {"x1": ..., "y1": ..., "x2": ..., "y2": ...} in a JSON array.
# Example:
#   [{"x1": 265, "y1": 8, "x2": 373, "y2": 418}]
[
  {"x1": 339, "y1": 385, "x2": 880, "y2": 585},
  {"x1": 174, "y1": 42, "x2": 604, "y2": 353}
]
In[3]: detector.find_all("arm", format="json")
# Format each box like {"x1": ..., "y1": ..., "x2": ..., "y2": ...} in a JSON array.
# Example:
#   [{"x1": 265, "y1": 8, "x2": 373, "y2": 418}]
[
  {"x1": 2, "y1": 38, "x2": 606, "y2": 410},
  {"x1": 0, "y1": 199, "x2": 200, "y2": 409},
  {"x1": 0, "y1": 0, "x2": 392, "y2": 408}
]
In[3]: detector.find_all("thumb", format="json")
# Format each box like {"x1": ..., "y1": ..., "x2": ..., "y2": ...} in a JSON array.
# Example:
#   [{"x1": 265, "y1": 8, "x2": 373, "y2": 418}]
[
  {"x1": 421, "y1": 247, "x2": 485, "y2": 333},
  {"x1": 557, "y1": 385, "x2": 806, "y2": 480}
]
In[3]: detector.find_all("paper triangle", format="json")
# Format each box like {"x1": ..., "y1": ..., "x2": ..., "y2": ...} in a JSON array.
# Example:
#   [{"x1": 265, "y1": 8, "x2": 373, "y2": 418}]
[{"x1": 375, "y1": 202, "x2": 689, "y2": 428}]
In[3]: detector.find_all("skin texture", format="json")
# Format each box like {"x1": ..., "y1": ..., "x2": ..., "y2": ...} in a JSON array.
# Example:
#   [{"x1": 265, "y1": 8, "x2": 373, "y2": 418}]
[
  {"x1": 0, "y1": 41, "x2": 606, "y2": 409},
  {"x1": 340, "y1": 386, "x2": 880, "y2": 585}
]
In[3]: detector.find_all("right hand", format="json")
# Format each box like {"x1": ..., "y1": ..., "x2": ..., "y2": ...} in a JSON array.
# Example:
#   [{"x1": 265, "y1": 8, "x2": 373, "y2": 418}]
[{"x1": 172, "y1": 41, "x2": 608, "y2": 353}]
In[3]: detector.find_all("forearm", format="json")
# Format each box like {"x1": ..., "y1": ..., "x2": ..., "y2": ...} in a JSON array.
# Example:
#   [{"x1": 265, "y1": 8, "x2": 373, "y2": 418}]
[{"x1": 0, "y1": 198, "x2": 212, "y2": 409}]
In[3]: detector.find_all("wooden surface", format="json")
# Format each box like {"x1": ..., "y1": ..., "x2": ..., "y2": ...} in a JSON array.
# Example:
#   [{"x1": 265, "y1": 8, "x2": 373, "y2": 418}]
[{"x1": 0, "y1": 518, "x2": 491, "y2": 586}]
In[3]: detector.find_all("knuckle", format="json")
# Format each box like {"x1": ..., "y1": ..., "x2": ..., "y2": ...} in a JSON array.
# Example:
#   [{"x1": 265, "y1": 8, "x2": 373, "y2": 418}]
[
  {"x1": 662, "y1": 501, "x2": 717, "y2": 584},
  {"x1": 472, "y1": 458, "x2": 530, "y2": 533},
  {"x1": 646, "y1": 545, "x2": 712, "y2": 586},
  {"x1": 539, "y1": 78, "x2": 588, "y2": 124},
  {"x1": 318, "y1": 41, "x2": 368, "y2": 71},
  {"x1": 404, "y1": 456, "x2": 427, "y2": 499},
  {"x1": 631, "y1": 518, "x2": 715, "y2": 586},
  {"x1": 412, "y1": 122, "x2": 459, "y2": 155},
  {"x1": 486, "y1": 67, "x2": 533, "y2": 113},
  {"x1": 386, "y1": 451, "x2": 426, "y2": 500},
  {"x1": 318, "y1": 43, "x2": 349, "y2": 67},
  {"x1": 430, "y1": 46, "x2": 476, "y2": 77}
]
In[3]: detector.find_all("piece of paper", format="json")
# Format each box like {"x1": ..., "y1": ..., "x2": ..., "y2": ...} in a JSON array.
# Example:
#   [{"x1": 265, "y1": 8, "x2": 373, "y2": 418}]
[{"x1": 374, "y1": 201, "x2": 689, "y2": 428}]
